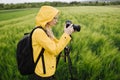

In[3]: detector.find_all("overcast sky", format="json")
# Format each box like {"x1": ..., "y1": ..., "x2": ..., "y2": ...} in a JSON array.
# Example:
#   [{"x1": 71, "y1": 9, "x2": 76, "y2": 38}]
[{"x1": 0, "y1": 0, "x2": 90, "y2": 4}]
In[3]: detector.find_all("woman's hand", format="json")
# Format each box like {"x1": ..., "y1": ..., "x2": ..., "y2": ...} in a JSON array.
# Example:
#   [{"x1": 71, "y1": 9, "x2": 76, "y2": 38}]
[{"x1": 64, "y1": 24, "x2": 74, "y2": 35}]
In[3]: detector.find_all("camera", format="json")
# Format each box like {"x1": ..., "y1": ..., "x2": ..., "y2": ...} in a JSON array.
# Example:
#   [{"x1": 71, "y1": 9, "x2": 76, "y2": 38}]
[{"x1": 66, "y1": 20, "x2": 81, "y2": 32}]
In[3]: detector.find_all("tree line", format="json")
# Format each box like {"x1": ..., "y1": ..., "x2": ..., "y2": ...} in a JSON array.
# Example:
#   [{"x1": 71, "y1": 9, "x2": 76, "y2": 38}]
[{"x1": 0, "y1": 1, "x2": 120, "y2": 10}]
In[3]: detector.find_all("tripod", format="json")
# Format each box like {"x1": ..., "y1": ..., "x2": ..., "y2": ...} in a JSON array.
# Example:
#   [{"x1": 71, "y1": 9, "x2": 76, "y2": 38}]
[
  {"x1": 64, "y1": 46, "x2": 74, "y2": 80},
  {"x1": 56, "y1": 37, "x2": 78, "y2": 80}
]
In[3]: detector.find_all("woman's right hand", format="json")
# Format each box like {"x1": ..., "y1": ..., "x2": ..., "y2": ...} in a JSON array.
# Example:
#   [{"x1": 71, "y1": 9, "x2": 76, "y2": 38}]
[{"x1": 64, "y1": 24, "x2": 74, "y2": 35}]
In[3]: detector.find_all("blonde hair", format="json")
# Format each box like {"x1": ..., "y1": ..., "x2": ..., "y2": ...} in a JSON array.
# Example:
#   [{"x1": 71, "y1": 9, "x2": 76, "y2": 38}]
[{"x1": 45, "y1": 27, "x2": 55, "y2": 39}]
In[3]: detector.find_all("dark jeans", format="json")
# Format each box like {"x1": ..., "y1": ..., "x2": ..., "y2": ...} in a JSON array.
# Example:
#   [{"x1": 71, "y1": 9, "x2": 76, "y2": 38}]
[{"x1": 33, "y1": 73, "x2": 55, "y2": 80}]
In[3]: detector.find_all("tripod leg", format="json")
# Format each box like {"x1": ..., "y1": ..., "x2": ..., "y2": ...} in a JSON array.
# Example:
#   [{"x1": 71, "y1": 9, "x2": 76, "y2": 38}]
[
  {"x1": 67, "y1": 55, "x2": 73, "y2": 80},
  {"x1": 56, "y1": 52, "x2": 62, "y2": 68}
]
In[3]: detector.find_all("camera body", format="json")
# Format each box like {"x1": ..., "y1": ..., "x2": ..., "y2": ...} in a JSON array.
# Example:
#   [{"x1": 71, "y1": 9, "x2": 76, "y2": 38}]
[{"x1": 66, "y1": 20, "x2": 81, "y2": 32}]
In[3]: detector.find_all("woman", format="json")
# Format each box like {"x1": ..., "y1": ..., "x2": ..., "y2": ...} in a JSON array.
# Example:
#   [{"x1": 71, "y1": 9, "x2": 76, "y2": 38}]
[{"x1": 32, "y1": 6, "x2": 74, "y2": 80}]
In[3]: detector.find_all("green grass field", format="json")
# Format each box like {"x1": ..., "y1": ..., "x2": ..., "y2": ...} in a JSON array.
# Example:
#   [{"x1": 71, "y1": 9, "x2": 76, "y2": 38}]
[{"x1": 0, "y1": 6, "x2": 120, "y2": 80}]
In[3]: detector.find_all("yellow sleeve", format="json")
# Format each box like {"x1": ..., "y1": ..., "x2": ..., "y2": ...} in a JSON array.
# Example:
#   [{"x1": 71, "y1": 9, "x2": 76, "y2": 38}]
[
  {"x1": 33, "y1": 29, "x2": 71, "y2": 56},
  {"x1": 53, "y1": 37, "x2": 59, "y2": 43}
]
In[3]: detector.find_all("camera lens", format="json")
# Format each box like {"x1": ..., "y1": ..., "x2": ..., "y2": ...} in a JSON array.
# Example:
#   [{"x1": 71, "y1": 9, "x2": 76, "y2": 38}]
[{"x1": 73, "y1": 24, "x2": 81, "y2": 32}]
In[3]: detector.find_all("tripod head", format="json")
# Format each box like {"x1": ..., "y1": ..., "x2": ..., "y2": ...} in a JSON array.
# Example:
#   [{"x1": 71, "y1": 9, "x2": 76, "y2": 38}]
[
  {"x1": 64, "y1": 46, "x2": 71, "y2": 62},
  {"x1": 64, "y1": 46, "x2": 70, "y2": 55}
]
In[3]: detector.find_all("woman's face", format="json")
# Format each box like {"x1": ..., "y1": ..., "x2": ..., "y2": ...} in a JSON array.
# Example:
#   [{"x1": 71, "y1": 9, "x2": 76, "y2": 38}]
[{"x1": 47, "y1": 15, "x2": 58, "y2": 27}]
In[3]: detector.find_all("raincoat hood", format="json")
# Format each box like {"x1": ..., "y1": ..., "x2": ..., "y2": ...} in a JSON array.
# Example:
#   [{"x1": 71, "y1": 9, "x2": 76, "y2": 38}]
[{"x1": 36, "y1": 6, "x2": 59, "y2": 28}]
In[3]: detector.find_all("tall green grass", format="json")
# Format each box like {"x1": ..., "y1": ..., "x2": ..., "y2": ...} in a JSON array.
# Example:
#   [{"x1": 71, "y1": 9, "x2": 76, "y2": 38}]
[
  {"x1": 0, "y1": 8, "x2": 39, "y2": 21},
  {"x1": 0, "y1": 6, "x2": 120, "y2": 80}
]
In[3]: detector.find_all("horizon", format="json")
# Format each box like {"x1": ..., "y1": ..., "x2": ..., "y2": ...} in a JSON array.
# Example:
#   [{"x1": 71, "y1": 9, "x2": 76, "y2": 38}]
[
  {"x1": 0, "y1": 0, "x2": 119, "y2": 4},
  {"x1": 0, "y1": 0, "x2": 85, "y2": 4}
]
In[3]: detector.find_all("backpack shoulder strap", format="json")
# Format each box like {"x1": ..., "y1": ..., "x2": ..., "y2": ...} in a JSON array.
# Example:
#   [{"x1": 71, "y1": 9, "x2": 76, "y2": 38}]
[
  {"x1": 33, "y1": 26, "x2": 46, "y2": 33},
  {"x1": 35, "y1": 48, "x2": 45, "y2": 74}
]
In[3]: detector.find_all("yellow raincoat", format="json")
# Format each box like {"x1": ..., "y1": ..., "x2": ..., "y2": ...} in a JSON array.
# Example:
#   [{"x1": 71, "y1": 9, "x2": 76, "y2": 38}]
[{"x1": 32, "y1": 6, "x2": 71, "y2": 77}]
